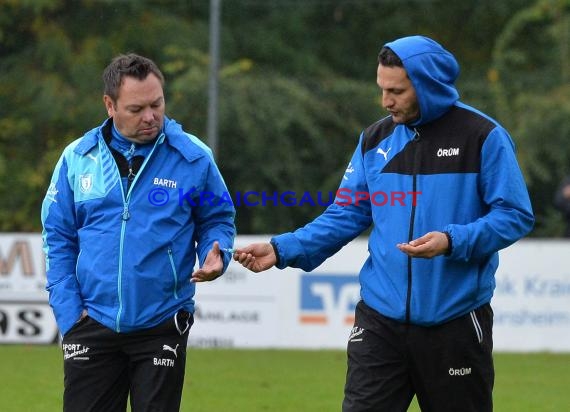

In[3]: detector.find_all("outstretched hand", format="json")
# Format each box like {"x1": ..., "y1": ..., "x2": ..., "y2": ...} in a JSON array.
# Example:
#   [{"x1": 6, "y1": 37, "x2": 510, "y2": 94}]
[
  {"x1": 191, "y1": 241, "x2": 224, "y2": 282},
  {"x1": 234, "y1": 242, "x2": 277, "y2": 273},
  {"x1": 396, "y1": 231, "x2": 449, "y2": 258}
]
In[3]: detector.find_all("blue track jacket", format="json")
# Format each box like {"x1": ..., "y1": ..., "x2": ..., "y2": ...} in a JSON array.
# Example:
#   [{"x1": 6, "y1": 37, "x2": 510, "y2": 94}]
[
  {"x1": 271, "y1": 36, "x2": 534, "y2": 326},
  {"x1": 41, "y1": 117, "x2": 235, "y2": 335}
]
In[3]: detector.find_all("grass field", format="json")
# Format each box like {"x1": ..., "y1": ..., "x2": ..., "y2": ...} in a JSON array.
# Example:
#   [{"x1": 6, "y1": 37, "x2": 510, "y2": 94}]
[{"x1": 0, "y1": 346, "x2": 568, "y2": 411}]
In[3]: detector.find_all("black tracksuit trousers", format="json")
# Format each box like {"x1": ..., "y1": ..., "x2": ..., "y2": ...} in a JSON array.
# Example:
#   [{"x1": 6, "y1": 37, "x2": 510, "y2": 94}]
[
  {"x1": 61, "y1": 311, "x2": 192, "y2": 412},
  {"x1": 343, "y1": 300, "x2": 494, "y2": 412}
]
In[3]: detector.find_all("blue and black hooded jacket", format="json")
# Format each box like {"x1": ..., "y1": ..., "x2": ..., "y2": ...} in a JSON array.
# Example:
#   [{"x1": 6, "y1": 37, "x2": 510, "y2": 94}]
[
  {"x1": 41, "y1": 116, "x2": 235, "y2": 335},
  {"x1": 271, "y1": 36, "x2": 534, "y2": 326}
]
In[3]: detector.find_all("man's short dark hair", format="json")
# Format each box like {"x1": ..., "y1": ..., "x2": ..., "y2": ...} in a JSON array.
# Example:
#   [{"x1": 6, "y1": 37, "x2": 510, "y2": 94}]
[
  {"x1": 378, "y1": 47, "x2": 403, "y2": 67},
  {"x1": 103, "y1": 53, "x2": 165, "y2": 101}
]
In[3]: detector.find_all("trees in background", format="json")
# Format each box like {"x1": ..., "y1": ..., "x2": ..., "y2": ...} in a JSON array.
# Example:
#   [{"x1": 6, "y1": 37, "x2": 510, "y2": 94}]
[
  {"x1": 1, "y1": 0, "x2": 567, "y2": 236},
  {"x1": 490, "y1": 0, "x2": 570, "y2": 236}
]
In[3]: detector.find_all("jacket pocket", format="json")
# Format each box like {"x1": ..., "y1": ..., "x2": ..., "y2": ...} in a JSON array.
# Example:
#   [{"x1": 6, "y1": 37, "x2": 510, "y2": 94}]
[{"x1": 167, "y1": 247, "x2": 179, "y2": 299}]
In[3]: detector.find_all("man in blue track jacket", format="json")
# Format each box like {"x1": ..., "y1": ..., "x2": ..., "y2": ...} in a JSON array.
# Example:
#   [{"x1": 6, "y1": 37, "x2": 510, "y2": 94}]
[
  {"x1": 41, "y1": 54, "x2": 235, "y2": 412},
  {"x1": 235, "y1": 36, "x2": 534, "y2": 411}
]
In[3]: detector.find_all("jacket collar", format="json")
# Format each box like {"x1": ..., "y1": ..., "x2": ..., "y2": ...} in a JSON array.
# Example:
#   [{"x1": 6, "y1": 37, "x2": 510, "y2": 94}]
[{"x1": 73, "y1": 117, "x2": 206, "y2": 163}]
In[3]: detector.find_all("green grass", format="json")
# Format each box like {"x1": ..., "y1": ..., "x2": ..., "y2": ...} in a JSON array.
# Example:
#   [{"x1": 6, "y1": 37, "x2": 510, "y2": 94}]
[{"x1": 0, "y1": 346, "x2": 568, "y2": 411}]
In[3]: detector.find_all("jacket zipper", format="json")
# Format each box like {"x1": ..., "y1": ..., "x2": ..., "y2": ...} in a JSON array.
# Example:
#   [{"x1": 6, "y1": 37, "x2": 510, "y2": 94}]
[
  {"x1": 126, "y1": 143, "x2": 136, "y2": 193},
  {"x1": 113, "y1": 134, "x2": 164, "y2": 332},
  {"x1": 405, "y1": 128, "x2": 421, "y2": 323}
]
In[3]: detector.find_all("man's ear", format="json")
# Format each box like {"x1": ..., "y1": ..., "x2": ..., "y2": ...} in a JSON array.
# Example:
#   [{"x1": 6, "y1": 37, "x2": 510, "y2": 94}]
[{"x1": 103, "y1": 95, "x2": 114, "y2": 117}]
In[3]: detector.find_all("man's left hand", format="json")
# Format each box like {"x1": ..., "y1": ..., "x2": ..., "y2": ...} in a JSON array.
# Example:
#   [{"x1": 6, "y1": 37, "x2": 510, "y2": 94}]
[
  {"x1": 191, "y1": 241, "x2": 224, "y2": 282},
  {"x1": 397, "y1": 231, "x2": 449, "y2": 258}
]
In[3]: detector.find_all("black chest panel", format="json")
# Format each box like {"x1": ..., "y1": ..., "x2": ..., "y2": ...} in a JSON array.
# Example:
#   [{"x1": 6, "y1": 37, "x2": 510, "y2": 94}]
[{"x1": 363, "y1": 106, "x2": 495, "y2": 175}]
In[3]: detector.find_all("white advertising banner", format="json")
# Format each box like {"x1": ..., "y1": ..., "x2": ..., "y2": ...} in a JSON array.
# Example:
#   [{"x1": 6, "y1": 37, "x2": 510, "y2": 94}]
[
  {"x1": 492, "y1": 240, "x2": 570, "y2": 352},
  {"x1": 1, "y1": 233, "x2": 569, "y2": 351},
  {"x1": 190, "y1": 236, "x2": 570, "y2": 352},
  {"x1": 189, "y1": 235, "x2": 367, "y2": 349},
  {"x1": 0, "y1": 234, "x2": 59, "y2": 344}
]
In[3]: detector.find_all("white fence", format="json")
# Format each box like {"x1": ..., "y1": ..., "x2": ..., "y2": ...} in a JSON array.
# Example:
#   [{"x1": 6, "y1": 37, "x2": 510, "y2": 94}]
[{"x1": 1, "y1": 234, "x2": 569, "y2": 352}]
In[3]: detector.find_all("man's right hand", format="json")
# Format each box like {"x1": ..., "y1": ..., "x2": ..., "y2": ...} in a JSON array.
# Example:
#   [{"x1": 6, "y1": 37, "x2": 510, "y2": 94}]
[{"x1": 234, "y1": 242, "x2": 277, "y2": 273}]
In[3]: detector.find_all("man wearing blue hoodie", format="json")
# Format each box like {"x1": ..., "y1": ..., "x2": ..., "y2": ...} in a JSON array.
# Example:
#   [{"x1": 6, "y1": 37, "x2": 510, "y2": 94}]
[
  {"x1": 235, "y1": 36, "x2": 534, "y2": 411},
  {"x1": 41, "y1": 54, "x2": 235, "y2": 411}
]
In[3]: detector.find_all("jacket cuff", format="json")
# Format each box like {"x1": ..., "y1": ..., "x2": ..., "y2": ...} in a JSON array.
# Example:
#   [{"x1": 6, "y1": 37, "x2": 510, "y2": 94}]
[
  {"x1": 221, "y1": 249, "x2": 232, "y2": 273},
  {"x1": 270, "y1": 239, "x2": 281, "y2": 267},
  {"x1": 443, "y1": 231, "x2": 453, "y2": 256}
]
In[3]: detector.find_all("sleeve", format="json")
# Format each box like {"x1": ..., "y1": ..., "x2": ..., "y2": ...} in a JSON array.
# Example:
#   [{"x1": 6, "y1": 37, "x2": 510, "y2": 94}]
[
  {"x1": 444, "y1": 127, "x2": 535, "y2": 261},
  {"x1": 272, "y1": 133, "x2": 373, "y2": 271},
  {"x1": 192, "y1": 157, "x2": 236, "y2": 273},
  {"x1": 40, "y1": 152, "x2": 84, "y2": 336}
]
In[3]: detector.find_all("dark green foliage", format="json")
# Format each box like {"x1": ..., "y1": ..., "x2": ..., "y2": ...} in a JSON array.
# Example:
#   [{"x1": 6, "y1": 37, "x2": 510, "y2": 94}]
[{"x1": 1, "y1": 0, "x2": 567, "y2": 235}]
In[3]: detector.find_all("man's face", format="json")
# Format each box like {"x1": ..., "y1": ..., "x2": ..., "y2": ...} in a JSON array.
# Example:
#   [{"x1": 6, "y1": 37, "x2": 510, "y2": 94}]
[
  {"x1": 377, "y1": 64, "x2": 419, "y2": 124},
  {"x1": 103, "y1": 73, "x2": 165, "y2": 144}
]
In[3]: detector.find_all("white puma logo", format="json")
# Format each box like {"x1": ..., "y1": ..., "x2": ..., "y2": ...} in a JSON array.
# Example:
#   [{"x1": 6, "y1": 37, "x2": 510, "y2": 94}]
[
  {"x1": 377, "y1": 147, "x2": 391, "y2": 161},
  {"x1": 86, "y1": 154, "x2": 98, "y2": 164},
  {"x1": 343, "y1": 162, "x2": 355, "y2": 180},
  {"x1": 163, "y1": 344, "x2": 179, "y2": 358}
]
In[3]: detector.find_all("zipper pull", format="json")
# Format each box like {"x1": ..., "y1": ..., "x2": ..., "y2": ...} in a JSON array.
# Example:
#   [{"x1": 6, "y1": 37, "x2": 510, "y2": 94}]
[
  {"x1": 122, "y1": 204, "x2": 130, "y2": 221},
  {"x1": 413, "y1": 128, "x2": 421, "y2": 141}
]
